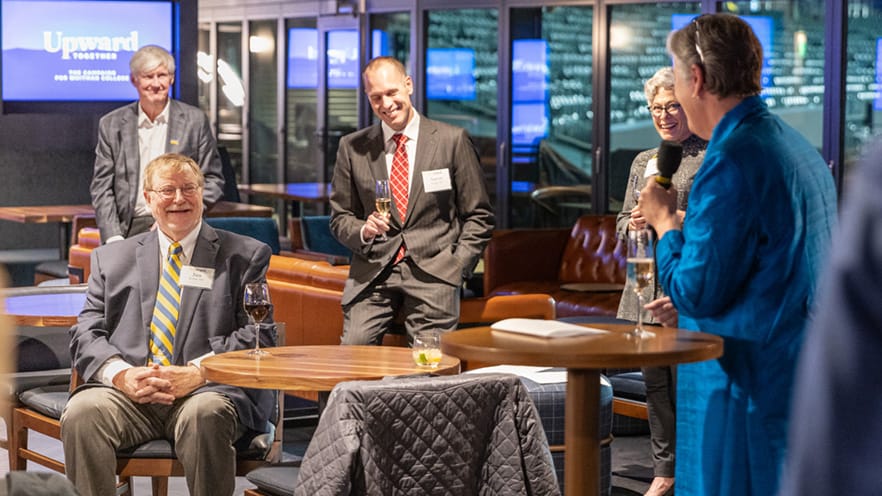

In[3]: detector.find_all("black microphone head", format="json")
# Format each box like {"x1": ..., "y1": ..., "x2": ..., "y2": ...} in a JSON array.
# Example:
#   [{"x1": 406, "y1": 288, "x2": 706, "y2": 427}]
[{"x1": 655, "y1": 140, "x2": 683, "y2": 189}]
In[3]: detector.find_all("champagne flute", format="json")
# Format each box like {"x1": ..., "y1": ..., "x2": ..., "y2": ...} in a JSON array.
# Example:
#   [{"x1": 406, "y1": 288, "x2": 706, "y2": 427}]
[
  {"x1": 627, "y1": 228, "x2": 656, "y2": 339},
  {"x1": 374, "y1": 179, "x2": 392, "y2": 240},
  {"x1": 244, "y1": 282, "x2": 271, "y2": 357}
]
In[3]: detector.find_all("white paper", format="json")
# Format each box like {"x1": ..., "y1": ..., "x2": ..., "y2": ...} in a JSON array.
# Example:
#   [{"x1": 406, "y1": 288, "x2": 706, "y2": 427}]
[
  {"x1": 490, "y1": 318, "x2": 608, "y2": 338},
  {"x1": 466, "y1": 365, "x2": 612, "y2": 388}
]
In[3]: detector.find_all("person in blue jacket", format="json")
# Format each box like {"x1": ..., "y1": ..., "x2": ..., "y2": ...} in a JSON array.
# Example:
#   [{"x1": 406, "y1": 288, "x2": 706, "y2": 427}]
[{"x1": 638, "y1": 13, "x2": 838, "y2": 496}]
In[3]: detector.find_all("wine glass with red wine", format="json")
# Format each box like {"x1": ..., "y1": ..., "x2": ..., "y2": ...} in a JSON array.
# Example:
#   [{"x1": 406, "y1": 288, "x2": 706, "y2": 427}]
[{"x1": 243, "y1": 282, "x2": 271, "y2": 357}]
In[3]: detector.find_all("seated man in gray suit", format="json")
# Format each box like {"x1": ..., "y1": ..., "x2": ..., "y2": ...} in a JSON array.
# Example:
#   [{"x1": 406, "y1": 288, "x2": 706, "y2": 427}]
[
  {"x1": 91, "y1": 45, "x2": 225, "y2": 244},
  {"x1": 61, "y1": 153, "x2": 274, "y2": 496},
  {"x1": 330, "y1": 57, "x2": 495, "y2": 345}
]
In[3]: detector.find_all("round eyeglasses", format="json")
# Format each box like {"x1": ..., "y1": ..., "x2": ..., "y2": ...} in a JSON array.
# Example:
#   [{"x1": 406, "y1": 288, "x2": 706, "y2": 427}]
[{"x1": 647, "y1": 102, "x2": 682, "y2": 117}]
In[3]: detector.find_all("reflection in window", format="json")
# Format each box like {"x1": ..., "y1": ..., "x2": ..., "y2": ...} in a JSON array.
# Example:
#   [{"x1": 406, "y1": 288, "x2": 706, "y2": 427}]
[
  {"x1": 720, "y1": 2, "x2": 825, "y2": 149},
  {"x1": 217, "y1": 22, "x2": 243, "y2": 184},
  {"x1": 248, "y1": 19, "x2": 278, "y2": 184},
  {"x1": 845, "y1": 1, "x2": 882, "y2": 179},
  {"x1": 284, "y1": 18, "x2": 318, "y2": 183},
  {"x1": 370, "y1": 12, "x2": 410, "y2": 127},
  {"x1": 608, "y1": 3, "x2": 700, "y2": 211}
]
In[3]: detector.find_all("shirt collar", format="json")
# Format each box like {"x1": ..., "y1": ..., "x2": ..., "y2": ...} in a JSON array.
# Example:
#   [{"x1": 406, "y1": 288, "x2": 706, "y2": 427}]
[
  {"x1": 156, "y1": 222, "x2": 201, "y2": 264},
  {"x1": 381, "y1": 109, "x2": 421, "y2": 145},
  {"x1": 138, "y1": 101, "x2": 171, "y2": 128}
]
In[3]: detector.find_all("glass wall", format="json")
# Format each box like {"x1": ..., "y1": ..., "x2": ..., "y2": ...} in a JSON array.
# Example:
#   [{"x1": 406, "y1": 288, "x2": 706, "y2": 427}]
[
  {"x1": 216, "y1": 22, "x2": 245, "y2": 181},
  {"x1": 845, "y1": 0, "x2": 882, "y2": 181},
  {"x1": 284, "y1": 18, "x2": 319, "y2": 183},
  {"x1": 720, "y1": 1, "x2": 826, "y2": 154},
  {"x1": 197, "y1": 24, "x2": 212, "y2": 117},
  {"x1": 369, "y1": 12, "x2": 411, "y2": 126},
  {"x1": 248, "y1": 19, "x2": 279, "y2": 184},
  {"x1": 425, "y1": 8, "x2": 499, "y2": 208},
  {"x1": 509, "y1": 6, "x2": 594, "y2": 228},
  {"x1": 608, "y1": 3, "x2": 700, "y2": 212}
]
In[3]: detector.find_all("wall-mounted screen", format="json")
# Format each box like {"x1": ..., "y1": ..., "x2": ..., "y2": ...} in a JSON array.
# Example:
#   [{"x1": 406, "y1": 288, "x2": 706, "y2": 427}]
[
  {"x1": 672, "y1": 14, "x2": 773, "y2": 87},
  {"x1": 286, "y1": 28, "x2": 358, "y2": 89},
  {"x1": 426, "y1": 48, "x2": 476, "y2": 101},
  {"x1": 1, "y1": 0, "x2": 174, "y2": 109}
]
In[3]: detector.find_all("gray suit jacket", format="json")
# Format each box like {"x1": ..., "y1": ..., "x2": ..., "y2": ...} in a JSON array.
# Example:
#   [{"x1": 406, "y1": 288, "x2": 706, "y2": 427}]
[
  {"x1": 69, "y1": 223, "x2": 274, "y2": 432},
  {"x1": 90, "y1": 99, "x2": 225, "y2": 242},
  {"x1": 329, "y1": 116, "x2": 495, "y2": 305}
]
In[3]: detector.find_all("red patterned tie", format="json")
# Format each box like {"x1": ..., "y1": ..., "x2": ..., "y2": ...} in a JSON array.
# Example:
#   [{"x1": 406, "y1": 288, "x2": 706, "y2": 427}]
[{"x1": 390, "y1": 133, "x2": 409, "y2": 263}]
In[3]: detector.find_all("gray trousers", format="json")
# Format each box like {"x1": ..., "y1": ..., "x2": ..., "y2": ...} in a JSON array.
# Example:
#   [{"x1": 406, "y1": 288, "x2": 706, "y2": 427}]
[
  {"x1": 342, "y1": 258, "x2": 460, "y2": 345},
  {"x1": 643, "y1": 365, "x2": 677, "y2": 477},
  {"x1": 60, "y1": 387, "x2": 240, "y2": 496}
]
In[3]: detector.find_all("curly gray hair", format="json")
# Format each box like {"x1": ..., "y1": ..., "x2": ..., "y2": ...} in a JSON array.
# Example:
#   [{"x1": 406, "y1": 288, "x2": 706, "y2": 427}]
[{"x1": 643, "y1": 67, "x2": 675, "y2": 105}]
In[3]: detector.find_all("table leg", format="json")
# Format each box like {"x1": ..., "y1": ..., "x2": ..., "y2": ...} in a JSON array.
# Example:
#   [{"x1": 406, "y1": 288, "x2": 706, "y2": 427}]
[
  {"x1": 58, "y1": 222, "x2": 72, "y2": 260},
  {"x1": 565, "y1": 368, "x2": 600, "y2": 496}
]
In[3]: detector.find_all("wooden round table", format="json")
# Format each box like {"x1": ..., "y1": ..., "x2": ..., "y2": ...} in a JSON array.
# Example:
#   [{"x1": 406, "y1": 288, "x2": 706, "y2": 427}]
[
  {"x1": 200, "y1": 345, "x2": 460, "y2": 392},
  {"x1": 441, "y1": 323, "x2": 723, "y2": 496}
]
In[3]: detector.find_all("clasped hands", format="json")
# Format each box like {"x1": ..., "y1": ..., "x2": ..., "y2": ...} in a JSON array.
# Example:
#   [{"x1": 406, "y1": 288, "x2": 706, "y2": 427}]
[{"x1": 113, "y1": 364, "x2": 205, "y2": 405}]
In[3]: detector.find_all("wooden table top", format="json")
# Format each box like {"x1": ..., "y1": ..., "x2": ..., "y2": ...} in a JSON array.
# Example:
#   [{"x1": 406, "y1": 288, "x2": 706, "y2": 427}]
[
  {"x1": 0, "y1": 204, "x2": 95, "y2": 224},
  {"x1": 238, "y1": 183, "x2": 331, "y2": 203},
  {"x1": 4, "y1": 288, "x2": 87, "y2": 326},
  {"x1": 0, "y1": 201, "x2": 272, "y2": 225},
  {"x1": 201, "y1": 345, "x2": 461, "y2": 391},
  {"x1": 441, "y1": 324, "x2": 723, "y2": 370}
]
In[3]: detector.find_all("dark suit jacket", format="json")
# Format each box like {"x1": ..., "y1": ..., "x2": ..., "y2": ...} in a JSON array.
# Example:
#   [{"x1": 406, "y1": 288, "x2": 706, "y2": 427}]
[
  {"x1": 329, "y1": 116, "x2": 495, "y2": 305},
  {"x1": 69, "y1": 223, "x2": 274, "y2": 432},
  {"x1": 90, "y1": 99, "x2": 225, "y2": 242}
]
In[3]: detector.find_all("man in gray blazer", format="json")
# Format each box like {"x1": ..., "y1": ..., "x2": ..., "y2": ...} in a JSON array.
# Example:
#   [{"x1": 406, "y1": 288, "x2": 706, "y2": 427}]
[
  {"x1": 61, "y1": 154, "x2": 273, "y2": 496},
  {"x1": 91, "y1": 45, "x2": 224, "y2": 243},
  {"x1": 330, "y1": 57, "x2": 494, "y2": 345}
]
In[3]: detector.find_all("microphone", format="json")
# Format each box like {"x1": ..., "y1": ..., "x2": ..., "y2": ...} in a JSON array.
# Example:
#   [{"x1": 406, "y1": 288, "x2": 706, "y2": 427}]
[{"x1": 654, "y1": 140, "x2": 683, "y2": 189}]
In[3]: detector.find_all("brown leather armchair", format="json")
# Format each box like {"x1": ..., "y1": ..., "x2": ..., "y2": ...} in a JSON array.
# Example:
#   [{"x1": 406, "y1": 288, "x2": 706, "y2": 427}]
[{"x1": 483, "y1": 214, "x2": 627, "y2": 317}]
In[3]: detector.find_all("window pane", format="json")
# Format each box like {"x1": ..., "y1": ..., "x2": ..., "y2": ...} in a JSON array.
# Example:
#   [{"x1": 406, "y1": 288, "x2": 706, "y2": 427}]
[
  {"x1": 370, "y1": 12, "x2": 410, "y2": 126},
  {"x1": 217, "y1": 22, "x2": 244, "y2": 181},
  {"x1": 845, "y1": 1, "x2": 882, "y2": 179},
  {"x1": 248, "y1": 19, "x2": 278, "y2": 184},
  {"x1": 425, "y1": 8, "x2": 498, "y2": 209},
  {"x1": 510, "y1": 6, "x2": 593, "y2": 228},
  {"x1": 284, "y1": 18, "x2": 318, "y2": 183},
  {"x1": 608, "y1": 3, "x2": 700, "y2": 213},
  {"x1": 197, "y1": 24, "x2": 211, "y2": 115}
]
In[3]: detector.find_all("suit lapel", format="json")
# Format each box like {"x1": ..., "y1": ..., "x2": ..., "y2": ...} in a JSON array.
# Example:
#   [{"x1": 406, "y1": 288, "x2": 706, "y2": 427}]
[
  {"x1": 137, "y1": 233, "x2": 161, "y2": 349},
  {"x1": 405, "y1": 118, "x2": 438, "y2": 226},
  {"x1": 173, "y1": 223, "x2": 217, "y2": 362},
  {"x1": 122, "y1": 103, "x2": 141, "y2": 211}
]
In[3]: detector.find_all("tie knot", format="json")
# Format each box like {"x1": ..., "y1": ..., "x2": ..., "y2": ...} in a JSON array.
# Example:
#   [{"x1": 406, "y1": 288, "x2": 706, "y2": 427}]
[
  {"x1": 169, "y1": 242, "x2": 183, "y2": 257},
  {"x1": 393, "y1": 133, "x2": 407, "y2": 147}
]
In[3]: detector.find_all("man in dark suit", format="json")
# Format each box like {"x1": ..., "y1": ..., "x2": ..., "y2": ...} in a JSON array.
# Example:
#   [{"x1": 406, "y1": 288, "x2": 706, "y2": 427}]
[
  {"x1": 90, "y1": 44, "x2": 225, "y2": 244},
  {"x1": 61, "y1": 153, "x2": 273, "y2": 496},
  {"x1": 329, "y1": 56, "x2": 494, "y2": 345}
]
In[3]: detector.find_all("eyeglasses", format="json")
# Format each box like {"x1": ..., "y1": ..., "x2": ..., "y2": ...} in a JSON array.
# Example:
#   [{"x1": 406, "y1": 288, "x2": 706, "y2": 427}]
[
  {"x1": 647, "y1": 102, "x2": 682, "y2": 117},
  {"x1": 148, "y1": 184, "x2": 201, "y2": 200}
]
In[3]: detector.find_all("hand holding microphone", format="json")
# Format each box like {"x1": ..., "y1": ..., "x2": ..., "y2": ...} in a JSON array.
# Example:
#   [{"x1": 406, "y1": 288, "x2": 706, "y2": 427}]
[
  {"x1": 639, "y1": 140, "x2": 683, "y2": 237},
  {"x1": 654, "y1": 140, "x2": 683, "y2": 189}
]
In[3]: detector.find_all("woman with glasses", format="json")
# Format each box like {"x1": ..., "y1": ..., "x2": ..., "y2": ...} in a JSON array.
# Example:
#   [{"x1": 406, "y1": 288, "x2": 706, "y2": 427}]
[
  {"x1": 615, "y1": 66, "x2": 706, "y2": 496},
  {"x1": 638, "y1": 14, "x2": 837, "y2": 496}
]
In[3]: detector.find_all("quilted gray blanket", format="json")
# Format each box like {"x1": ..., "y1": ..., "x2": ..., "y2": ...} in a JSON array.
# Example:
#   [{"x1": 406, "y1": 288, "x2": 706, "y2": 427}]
[{"x1": 293, "y1": 373, "x2": 561, "y2": 495}]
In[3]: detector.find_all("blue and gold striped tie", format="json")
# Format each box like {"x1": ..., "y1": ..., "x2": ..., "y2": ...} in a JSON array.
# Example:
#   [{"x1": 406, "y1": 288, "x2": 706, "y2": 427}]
[{"x1": 149, "y1": 242, "x2": 183, "y2": 365}]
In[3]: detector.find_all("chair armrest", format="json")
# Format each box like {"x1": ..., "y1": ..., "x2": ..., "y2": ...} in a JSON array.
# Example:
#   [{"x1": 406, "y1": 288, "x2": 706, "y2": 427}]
[
  {"x1": 482, "y1": 228, "x2": 570, "y2": 292},
  {"x1": 460, "y1": 294, "x2": 556, "y2": 325}
]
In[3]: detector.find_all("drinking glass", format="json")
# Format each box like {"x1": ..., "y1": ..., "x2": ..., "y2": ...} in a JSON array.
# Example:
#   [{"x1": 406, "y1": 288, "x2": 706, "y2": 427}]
[
  {"x1": 627, "y1": 228, "x2": 656, "y2": 339},
  {"x1": 630, "y1": 174, "x2": 641, "y2": 202},
  {"x1": 412, "y1": 330, "x2": 442, "y2": 368},
  {"x1": 374, "y1": 179, "x2": 392, "y2": 240},
  {"x1": 243, "y1": 282, "x2": 271, "y2": 357}
]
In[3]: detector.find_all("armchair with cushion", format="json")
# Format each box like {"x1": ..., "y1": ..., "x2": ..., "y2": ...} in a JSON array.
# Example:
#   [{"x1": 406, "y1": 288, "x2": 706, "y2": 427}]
[{"x1": 483, "y1": 214, "x2": 626, "y2": 318}]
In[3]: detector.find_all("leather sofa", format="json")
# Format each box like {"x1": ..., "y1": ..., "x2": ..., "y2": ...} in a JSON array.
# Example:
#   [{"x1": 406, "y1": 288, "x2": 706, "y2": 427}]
[{"x1": 483, "y1": 214, "x2": 627, "y2": 317}]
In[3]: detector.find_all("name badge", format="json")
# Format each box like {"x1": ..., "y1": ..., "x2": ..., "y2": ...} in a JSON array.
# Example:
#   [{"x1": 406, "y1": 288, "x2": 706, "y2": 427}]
[
  {"x1": 644, "y1": 157, "x2": 659, "y2": 178},
  {"x1": 422, "y1": 168, "x2": 452, "y2": 193},
  {"x1": 180, "y1": 266, "x2": 215, "y2": 289}
]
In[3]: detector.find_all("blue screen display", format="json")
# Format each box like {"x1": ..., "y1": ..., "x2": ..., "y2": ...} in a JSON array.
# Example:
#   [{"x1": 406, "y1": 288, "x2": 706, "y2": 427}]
[
  {"x1": 1, "y1": 0, "x2": 173, "y2": 102},
  {"x1": 671, "y1": 14, "x2": 774, "y2": 88},
  {"x1": 426, "y1": 48, "x2": 476, "y2": 100},
  {"x1": 287, "y1": 28, "x2": 358, "y2": 89},
  {"x1": 511, "y1": 39, "x2": 549, "y2": 146}
]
